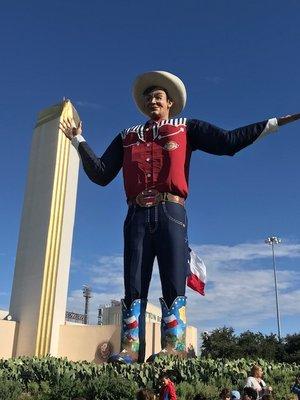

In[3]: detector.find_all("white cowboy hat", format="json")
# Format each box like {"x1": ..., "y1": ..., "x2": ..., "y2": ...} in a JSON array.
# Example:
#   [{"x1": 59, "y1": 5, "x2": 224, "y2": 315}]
[{"x1": 133, "y1": 71, "x2": 187, "y2": 118}]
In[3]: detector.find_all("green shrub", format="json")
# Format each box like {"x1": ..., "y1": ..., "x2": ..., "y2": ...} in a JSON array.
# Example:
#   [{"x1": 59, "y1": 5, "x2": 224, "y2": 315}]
[
  {"x1": 0, "y1": 379, "x2": 23, "y2": 400},
  {"x1": 176, "y1": 381, "x2": 220, "y2": 400},
  {"x1": 83, "y1": 374, "x2": 138, "y2": 400},
  {"x1": 0, "y1": 356, "x2": 298, "y2": 400}
]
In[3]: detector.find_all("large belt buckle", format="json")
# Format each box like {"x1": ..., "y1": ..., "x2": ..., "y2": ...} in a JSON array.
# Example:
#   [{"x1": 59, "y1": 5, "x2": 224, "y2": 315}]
[{"x1": 136, "y1": 189, "x2": 161, "y2": 207}]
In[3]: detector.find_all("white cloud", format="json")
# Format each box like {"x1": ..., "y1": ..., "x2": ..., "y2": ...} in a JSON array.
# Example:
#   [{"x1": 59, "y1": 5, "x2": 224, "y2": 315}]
[
  {"x1": 191, "y1": 242, "x2": 300, "y2": 263},
  {"x1": 67, "y1": 241, "x2": 300, "y2": 334}
]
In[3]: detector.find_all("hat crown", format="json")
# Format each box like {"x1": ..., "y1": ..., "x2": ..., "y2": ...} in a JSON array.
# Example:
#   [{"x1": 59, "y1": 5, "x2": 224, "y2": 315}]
[{"x1": 133, "y1": 71, "x2": 187, "y2": 118}]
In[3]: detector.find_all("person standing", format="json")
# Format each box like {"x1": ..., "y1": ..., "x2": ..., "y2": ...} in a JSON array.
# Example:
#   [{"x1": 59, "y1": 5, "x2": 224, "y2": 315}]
[
  {"x1": 245, "y1": 365, "x2": 273, "y2": 400},
  {"x1": 60, "y1": 71, "x2": 300, "y2": 363}
]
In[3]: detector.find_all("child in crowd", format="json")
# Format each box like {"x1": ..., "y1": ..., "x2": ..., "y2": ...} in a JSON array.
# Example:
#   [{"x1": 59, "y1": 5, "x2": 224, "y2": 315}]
[{"x1": 159, "y1": 372, "x2": 177, "y2": 400}]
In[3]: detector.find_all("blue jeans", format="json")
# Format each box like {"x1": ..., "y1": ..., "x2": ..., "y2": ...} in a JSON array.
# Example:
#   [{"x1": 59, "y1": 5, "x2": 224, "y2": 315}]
[{"x1": 123, "y1": 202, "x2": 189, "y2": 308}]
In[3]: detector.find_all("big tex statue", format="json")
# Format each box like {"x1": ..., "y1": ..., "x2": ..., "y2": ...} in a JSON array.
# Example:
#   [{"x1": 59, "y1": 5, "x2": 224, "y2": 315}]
[{"x1": 60, "y1": 71, "x2": 300, "y2": 364}]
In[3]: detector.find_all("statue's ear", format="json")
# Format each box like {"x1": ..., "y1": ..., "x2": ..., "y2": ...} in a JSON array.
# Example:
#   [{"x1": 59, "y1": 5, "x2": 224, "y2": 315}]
[{"x1": 167, "y1": 99, "x2": 173, "y2": 110}]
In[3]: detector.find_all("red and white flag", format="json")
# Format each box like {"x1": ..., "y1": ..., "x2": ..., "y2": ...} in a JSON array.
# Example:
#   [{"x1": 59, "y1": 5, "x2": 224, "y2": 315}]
[
  {"x1": 125, "y1": 315, "x2": 138, "y2": 330},
  {"x1": 164, "y1": 314, "x2": 178, "y2": 329},
  {"x1": 187, "y1": 248, "x2": 207, "y2": 296}
]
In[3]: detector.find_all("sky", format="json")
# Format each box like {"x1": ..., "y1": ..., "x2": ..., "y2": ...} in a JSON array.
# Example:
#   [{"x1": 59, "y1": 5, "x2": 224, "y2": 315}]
[{"x1": 0, "y1": 0, "x2": 300, "y2": 339}]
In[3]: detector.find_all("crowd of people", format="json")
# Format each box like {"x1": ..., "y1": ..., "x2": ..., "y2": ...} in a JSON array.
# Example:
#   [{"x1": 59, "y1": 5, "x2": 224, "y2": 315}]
[
  {"x1": 71, "y1": 367, "x2": 300, "y2": 400},
  {"x1": 133, "y1": 367, "x2": 300, "y2": 400}
]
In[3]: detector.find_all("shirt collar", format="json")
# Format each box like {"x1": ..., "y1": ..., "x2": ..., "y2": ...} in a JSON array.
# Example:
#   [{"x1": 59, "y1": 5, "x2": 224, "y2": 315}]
[{"x1": 146, "y1": 119, "x2": 167, "y2": 127}]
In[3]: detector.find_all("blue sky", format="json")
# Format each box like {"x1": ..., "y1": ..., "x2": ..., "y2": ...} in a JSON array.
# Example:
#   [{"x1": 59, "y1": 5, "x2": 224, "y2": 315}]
[{"x1": 0, "y1": 0, "x2": 300, "y2": 337}]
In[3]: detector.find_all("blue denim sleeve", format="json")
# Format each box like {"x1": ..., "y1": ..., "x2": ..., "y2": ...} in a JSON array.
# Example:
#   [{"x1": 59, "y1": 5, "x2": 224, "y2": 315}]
[
  {"x1": 78, "y1": 133, "x2": 123, "y2": 186},
  {"x1": 187, "y1": 119, "x2": 268, "y2": 156}
]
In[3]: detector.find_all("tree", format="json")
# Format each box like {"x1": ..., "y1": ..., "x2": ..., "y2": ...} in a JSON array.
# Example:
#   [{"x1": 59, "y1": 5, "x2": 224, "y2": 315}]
[
  {"x1": 237, "y1": 331, "x2": 280, "y2": 361},
  {"x1": 283, "y1": 333, "x2": 300, "y2": 363},
  {"x1": 201, "y1": 327, "x2": 239, "y2": 359},
  {"x1": 201, "y1": 327, "x2": 300, "y2": 362}
]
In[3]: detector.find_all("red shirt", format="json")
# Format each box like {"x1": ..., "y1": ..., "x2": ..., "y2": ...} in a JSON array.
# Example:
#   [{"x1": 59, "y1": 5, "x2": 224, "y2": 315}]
[
  {"x1": 159, "y1": 380, "x2": 177, "y2": 400},
  {"x1": 122, "y1": 118, "x2": 191, "y2": 199}
]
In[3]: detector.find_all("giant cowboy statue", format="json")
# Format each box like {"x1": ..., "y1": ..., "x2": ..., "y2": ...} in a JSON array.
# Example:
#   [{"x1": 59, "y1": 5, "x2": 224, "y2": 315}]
[{"x1": 60, "y1": 71, "x2": 300, "y2": 364}]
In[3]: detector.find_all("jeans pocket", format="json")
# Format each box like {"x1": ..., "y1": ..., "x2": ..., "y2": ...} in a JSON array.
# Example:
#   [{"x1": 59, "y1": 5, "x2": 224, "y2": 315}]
[{"x1": 162, "y1": 202, "x2": 186, "y2": 228}]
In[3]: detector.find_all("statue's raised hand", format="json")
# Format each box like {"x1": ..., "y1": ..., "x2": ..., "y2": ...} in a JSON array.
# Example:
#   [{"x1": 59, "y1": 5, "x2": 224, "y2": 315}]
[{"x1": 60, "y1": 118, "x2": 82, "y2": 140}]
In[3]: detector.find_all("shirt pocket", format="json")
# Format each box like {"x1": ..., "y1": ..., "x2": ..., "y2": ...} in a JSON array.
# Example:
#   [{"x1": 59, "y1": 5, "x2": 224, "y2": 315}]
[
  {"x1": 123, "y1": 141, "x2": 143, "y2": 162},
  {"x1": 157, "y1": 126, "x2": 184, "y2": 139},
  {"x1": 156, "y1": 126, "x2": 184, "y2": 150}
]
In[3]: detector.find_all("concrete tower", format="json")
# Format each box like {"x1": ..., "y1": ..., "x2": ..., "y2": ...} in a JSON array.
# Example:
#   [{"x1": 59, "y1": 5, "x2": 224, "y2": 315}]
[{"x1": 9, "y1": 100, "x2": 80, "y2": 356}]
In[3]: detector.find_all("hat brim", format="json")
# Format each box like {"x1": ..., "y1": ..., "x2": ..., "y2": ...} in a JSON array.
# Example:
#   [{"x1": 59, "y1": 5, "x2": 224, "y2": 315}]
[{"x1": 133, "y1": 71, "x2": 186, "y2": 118}]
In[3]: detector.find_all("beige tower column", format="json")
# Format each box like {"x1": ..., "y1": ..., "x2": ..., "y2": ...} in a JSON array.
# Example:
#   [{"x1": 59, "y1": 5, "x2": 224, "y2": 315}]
[{"x1": 9, "y1": 100, "x2": 80, "y2": 357}]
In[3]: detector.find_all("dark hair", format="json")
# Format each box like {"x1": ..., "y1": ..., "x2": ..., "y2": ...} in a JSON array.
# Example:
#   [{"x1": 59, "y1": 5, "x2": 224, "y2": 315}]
[
  {"x1": 194, "y1": 394, "x2": 207, "y2": 400},
  {"x1": 243, "y1": 387, "x2": 257, "y2": 400},
  {"x1": 136, "y1": 388, "x2": 155, "y2": 400},
  {"x1": 220, "y1": 388, "x2": 231, "y2": 399},
  {"x1": 143, "y1": 86, "x2": 171, "y2": 100},
  {"x1": 160, "y1": 371, "x2": 171, "y2": 380}
]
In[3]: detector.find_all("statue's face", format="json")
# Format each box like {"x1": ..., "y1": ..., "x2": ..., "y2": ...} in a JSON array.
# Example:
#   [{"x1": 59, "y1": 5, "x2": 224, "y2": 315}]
[{"x1": 143, "y1": 89, "x2": 173, "y2": 121}]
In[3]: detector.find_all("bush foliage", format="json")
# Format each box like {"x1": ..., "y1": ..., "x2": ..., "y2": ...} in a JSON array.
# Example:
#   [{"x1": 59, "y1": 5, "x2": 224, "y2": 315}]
[
  {"x1": 0, "y1": 355, "x2": 299, "y2": 400},
  {"x1": 201, "y1": 327, "x2": 300, "y2": 363}
]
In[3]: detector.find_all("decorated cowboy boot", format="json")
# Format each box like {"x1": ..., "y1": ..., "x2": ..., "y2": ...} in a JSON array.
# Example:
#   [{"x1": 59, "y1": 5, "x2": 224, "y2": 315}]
[
  {"x1": 147, "y1": 296, "x2": 187, "y2": 362},
  {"x1": 108, "y1": 298, "x2": 147, "y2": 364}
]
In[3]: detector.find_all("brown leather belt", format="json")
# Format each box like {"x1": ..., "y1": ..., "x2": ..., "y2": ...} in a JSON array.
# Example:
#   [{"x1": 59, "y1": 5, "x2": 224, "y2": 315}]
[{"x1": 128, "y1": 189, "x2": 185, "y2": 208}]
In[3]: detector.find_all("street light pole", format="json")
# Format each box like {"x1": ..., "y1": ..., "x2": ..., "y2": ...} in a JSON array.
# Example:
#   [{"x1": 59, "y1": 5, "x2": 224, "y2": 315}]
[
  {"x1": 265, "y1": 236, "x2": 282, "y2": 340},
  {"x1": 83, "y1": 285, "x2": 92, "y2": 325}
]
